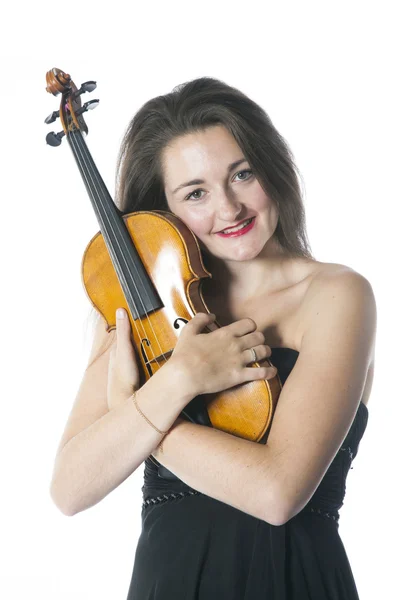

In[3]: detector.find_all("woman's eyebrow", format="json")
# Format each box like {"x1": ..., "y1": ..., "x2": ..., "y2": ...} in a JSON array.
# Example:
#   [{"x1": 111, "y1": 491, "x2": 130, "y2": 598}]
[{"x1": 172, "y1": 158, "x2": 248, "y2": 195}]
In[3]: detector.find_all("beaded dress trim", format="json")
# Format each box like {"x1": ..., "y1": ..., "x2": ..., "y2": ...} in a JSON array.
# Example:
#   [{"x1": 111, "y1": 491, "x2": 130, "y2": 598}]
[
  {"x1": 141, "y1": 443, "x2": 359, "y2": 523},
  {"x1": 141, "y1": 490, "x2": 339, "y2": 522}
]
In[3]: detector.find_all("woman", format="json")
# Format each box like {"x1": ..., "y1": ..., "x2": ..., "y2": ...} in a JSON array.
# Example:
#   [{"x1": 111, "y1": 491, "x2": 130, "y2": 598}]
[{"x1": 50, "y1": 77, "x2": 376, "y2": 599}]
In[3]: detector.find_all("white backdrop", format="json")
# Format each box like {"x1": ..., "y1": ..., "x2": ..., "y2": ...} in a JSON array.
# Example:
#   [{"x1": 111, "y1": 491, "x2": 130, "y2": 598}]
[{"x1": 1, "y1": 1, "x2": 398, "y2": 598}]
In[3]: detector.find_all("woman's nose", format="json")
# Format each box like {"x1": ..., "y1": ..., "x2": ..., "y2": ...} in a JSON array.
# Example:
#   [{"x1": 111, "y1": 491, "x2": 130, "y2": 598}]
[{"x1": 215, "y1": 189, "x2": 244, "y2": 219}]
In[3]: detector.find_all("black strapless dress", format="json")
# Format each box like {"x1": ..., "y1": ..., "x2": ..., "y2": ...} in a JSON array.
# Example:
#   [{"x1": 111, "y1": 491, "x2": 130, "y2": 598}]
[{"x1": 126, "y1": 348, "x2": 368, "y2": 599}]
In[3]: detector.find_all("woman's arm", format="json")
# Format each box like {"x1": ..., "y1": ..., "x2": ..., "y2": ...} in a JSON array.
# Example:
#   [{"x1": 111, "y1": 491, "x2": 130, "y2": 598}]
[
  {"x1": 50, "y1": 362, "x2": 194, "y2": 517},
  {"x1": 153, "y1": 420, "x2": 282, "y2": 525},
  {"x1": 153, "y1": 270, "x2": 376, "y2": 527}
]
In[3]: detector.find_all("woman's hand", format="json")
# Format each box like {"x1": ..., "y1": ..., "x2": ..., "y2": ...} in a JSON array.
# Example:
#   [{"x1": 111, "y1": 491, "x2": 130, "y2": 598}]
[
  {"x1": 107, "y1": 307, "x2": 141, "y2": 411},
  {"x1": 168, "y1": 312, "x2": 277, "y2": 398}
]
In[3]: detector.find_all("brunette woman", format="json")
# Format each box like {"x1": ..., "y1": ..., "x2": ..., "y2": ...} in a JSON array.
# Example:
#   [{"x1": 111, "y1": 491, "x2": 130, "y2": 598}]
[{"x1": 50, "y1": 77, "x2": 375, "y2": 599}]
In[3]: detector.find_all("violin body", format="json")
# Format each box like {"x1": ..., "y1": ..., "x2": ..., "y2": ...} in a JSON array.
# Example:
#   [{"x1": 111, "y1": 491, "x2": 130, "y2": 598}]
[
  {"x1": 45, "y1": 67, "x2": 283, "y2": 445},
  {"x1": 83, "y1": 209, "x2": 282, "y2": 442}
]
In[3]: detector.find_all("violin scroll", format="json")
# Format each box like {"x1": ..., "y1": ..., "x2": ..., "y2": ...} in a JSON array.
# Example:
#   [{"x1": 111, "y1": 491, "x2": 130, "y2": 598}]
[
  {"x1": 45, "y1": 68, "x2": 72, "y2": 95},
  {"x1": 44, "y1": 67, "x2": 99, "y2": 145}
]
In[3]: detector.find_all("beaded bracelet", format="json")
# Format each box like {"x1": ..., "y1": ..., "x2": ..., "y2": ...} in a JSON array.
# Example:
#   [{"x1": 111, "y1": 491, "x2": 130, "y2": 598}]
[{"x1": 132, "y1": 392, "x2": 170, "y2": 453}]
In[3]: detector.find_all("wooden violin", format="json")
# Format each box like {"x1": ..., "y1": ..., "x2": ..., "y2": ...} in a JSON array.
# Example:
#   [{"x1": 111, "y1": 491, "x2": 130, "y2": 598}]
[{"x1": 44, "y1": 67, "x2": 283, "y2": 443}]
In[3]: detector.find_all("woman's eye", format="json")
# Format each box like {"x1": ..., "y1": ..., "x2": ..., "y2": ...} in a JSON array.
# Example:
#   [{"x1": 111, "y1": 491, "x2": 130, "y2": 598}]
[
  {"x1": 184, "y1": 169, "x2": 253, "y2": 201},
  {"x1": 235, "y1": 169, "x2": 253, "y2": 181},
  {"x1": 185, "y1": 189, "x2": 204, "y2": 201}
]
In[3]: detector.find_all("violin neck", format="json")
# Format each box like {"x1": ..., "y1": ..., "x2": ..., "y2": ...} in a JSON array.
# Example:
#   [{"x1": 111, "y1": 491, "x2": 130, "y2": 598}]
[
  {"x1": 68, "y1": 129, "x2": 122, "y2": 226},
  {"x1": 67, "y1": 129, "x2": 162, "y2": 319}
]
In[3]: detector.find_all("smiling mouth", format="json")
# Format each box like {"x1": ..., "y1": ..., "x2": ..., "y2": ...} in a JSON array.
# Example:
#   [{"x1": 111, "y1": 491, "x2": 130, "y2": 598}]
[{"x1": 217, "y1": 217, "x2": 255, "y2": 234}]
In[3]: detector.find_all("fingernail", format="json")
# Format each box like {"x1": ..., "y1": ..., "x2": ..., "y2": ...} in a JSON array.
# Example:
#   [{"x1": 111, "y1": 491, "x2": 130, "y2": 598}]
[{"x1": 117, "y1": 308, "x2": 125, "y2": 319}]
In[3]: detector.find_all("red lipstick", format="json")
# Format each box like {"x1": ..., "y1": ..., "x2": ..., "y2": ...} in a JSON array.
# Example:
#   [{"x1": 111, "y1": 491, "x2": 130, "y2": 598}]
[{"x1": 216, "y1": 217, "x2": 256, "y2": 238}]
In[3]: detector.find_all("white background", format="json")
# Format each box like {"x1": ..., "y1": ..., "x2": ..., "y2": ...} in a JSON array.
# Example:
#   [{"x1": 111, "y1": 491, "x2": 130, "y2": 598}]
[{"x1": 1, "y1": 1, "x2": 398, "y2": 598}]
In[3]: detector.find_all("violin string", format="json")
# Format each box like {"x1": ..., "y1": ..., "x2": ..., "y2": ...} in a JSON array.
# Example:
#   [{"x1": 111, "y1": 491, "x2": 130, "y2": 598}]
[
  {"x1": 69, "y1": 130, "x2": 162, "y2": 363},
  {"x1": 68, "y1": 130, "x2": 166, "y2": 373}
]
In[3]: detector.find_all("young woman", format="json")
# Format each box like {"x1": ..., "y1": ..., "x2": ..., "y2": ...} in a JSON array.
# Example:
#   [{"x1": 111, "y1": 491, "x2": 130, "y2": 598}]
[{"x1": 50, "y1": 77, "x2": 376, "y2": 599}]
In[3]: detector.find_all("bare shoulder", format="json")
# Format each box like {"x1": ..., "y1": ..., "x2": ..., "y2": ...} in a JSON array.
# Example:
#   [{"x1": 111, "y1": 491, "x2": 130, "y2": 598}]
[
  {"x1": 302, "y1": 262, "x2": 377, "y2": 365},
  {"x1": 308, "y1": 263, "x2": 374, "y2": 302},
  {"x1": 265, "y1": 265, "x2": 377, "y2": 521},
  {"x1": 305, "y1": 262, "x2": 375, "y2": 304}
]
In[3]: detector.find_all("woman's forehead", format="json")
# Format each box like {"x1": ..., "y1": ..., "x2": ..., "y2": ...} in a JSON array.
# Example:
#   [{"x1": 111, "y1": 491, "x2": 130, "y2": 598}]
[{"x1": 162, "y1": 126, "x2": 243, "y2": 186}]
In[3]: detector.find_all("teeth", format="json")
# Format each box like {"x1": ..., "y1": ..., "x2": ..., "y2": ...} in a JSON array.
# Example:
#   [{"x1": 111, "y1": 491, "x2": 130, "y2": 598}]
[{"x1": 221, "y1": 218, "x2": 252, "y2": 234}]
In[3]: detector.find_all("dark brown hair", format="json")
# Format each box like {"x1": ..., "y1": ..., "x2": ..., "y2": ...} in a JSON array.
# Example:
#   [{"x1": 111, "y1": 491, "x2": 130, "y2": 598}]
[
  {"x1": 117, "y1": 76, "x2": 313, "y2": 255},
  {"x1": 85, "y1": 76, "x2": 314, "y2": 351}
]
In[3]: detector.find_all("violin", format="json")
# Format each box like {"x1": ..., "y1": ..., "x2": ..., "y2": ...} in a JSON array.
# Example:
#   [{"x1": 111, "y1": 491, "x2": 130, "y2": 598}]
[{"x1": 44, "y1": 67, "x2": 282, "y2": 443}]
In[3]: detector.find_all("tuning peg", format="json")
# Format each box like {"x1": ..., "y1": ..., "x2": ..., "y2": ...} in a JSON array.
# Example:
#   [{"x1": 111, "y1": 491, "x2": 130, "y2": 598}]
[
  {"x1": 73, "y1": 80, "x2": 97, "y2": 99},
  {"x1": 44, "y1": 110, "x2": 60, "y2": 124},
  {"x1": 46, "y1": 131, "x2": 66, "y2": 147},
  {"x1": 75, "y1": 99, "x2": 100, "y2": 116}
]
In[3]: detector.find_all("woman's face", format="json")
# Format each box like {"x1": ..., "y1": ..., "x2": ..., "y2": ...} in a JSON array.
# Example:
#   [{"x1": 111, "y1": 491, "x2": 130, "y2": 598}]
[{"x1": 161, "y1": 125, "x2": 279, "y2": 264}]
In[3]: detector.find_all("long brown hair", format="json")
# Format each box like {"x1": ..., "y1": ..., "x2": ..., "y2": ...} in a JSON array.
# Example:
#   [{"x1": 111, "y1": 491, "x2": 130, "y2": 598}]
[{"x1": 85, "y1": 76, "x2": 314, "y2": 352}]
